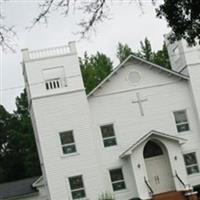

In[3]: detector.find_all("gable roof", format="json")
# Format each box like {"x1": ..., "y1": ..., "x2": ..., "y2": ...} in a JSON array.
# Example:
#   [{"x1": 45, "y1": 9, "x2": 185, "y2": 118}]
[
  {"x1": 119, "y1": 130, "x2": 187, "y2": 158},
  {"x1": 0, "y1": 177, "x2": 40, "y2": 199},
  {"x1": 87, "y1": 54, "x2": 189, "y2": 97}
]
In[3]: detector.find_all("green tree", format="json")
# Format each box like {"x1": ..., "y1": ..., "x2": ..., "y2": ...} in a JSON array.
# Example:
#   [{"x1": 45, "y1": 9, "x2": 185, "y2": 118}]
[
  {"x1": 153, "y1": 42, "x2": 171, "y2": 69},
  {"x1": 156, "y1": 0, "x2": 200, "y2": 46},
  {"x1": 0, "y1": 90, "x2": 41, "y2": 183},
  {"x1": 139, "y1": 37, "x2": 153, "y2": 61},
  {"x1": 14, "y1": 90, "x2": 41, "y2": 177},
  {"x1": 116, "y1": 43, "x2": 133, "y2": 63},
  {"x1": 0, "y1": 104, "x2": 27, "y2": 182},
  {"x1": 80, "y1": 52, "x2": 113, "y2": 94},
  {"x1": 116, "y1": 38, "x2": 171, "y2": 69}
]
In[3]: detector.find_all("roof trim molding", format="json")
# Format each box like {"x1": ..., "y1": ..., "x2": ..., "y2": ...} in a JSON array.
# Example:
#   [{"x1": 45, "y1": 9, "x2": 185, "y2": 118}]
[
  {"x1": 32, "y1": 176, "x2": 43, "y2": 188},
  {"x1": 87, "y1": 54, "x2": 189, "y2": 98},
  {"x1": 119, "y1": 130, "x2": 187, "y2": 158}
]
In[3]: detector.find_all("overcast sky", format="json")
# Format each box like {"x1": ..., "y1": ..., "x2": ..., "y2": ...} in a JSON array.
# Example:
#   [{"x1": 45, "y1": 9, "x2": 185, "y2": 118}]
[{"x1": 0, "y1": 0, "x2": 170, "y2": 112}]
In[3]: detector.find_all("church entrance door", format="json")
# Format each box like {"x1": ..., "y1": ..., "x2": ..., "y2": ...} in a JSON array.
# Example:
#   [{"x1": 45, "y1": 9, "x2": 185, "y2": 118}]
[{"x1": 144, "y1": 141, "x2": 175, "y2": 194}]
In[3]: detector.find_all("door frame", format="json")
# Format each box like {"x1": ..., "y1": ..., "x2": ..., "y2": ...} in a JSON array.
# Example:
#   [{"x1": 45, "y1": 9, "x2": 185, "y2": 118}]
[{"x1": 143, "y1": 140, "x2": 175, "y2": 194}]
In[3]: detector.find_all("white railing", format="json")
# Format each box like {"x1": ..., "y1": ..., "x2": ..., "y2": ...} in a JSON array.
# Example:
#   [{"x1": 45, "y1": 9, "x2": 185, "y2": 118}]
[{"x1": 29, "y1": 45, "x2": 70, "y2": 60}]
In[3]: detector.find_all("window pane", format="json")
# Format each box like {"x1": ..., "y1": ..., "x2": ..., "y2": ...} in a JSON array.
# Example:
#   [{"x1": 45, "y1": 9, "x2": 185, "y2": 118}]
[
  {"x1": 72, "y1": 190, "x2": 86, "y2": 199},
  {"x1": 174, "y1": 111, "x2": 188, "y2": 124},
  {"x1": 104, "y1": 138, "x2": 117, "y2": 147},
  {"x1": 184, "y1": 153, "x2": 198, "y2": 165},
  {"x1": 144, "y1": 141, "x2": 163, "y2": 158},
  {"x1": 110, "y1": 169, "x2": 124, "y2": 182},
  {"x1": 101, "y1": 124, "x2": 115, "y2": 138},
  {"x1": 112, "y1": 181, "x2": 126, "y2": 191},
  {"x1": 62, "y1": 145, "x2": 76, "y2": 154},
  {"x1": 177, "y1": 124, "x2": 189, "y2": 132},
  {"x1": 187, "y1": 166, "x2": 199, "y2": 175},
  {"x1": 60, "y1": 131, "x2": 74, "y2": 145},
  {"x1": 69, "y1": 176, "x2": 84, "y2": 190}
]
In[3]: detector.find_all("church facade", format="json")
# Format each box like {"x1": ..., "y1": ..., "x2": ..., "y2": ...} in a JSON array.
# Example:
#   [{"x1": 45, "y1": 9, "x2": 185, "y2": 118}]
[{"x1": 21, "y1": 39, "x2": 200, "y2": 200}]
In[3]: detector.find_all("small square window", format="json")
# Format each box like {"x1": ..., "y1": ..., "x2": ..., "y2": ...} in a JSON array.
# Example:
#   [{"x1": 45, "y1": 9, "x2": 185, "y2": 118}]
[
  {"x1": 109, "y1": 168, "x2": 126, "y2": 191},
  {"x1": 100, "y1": 124, "x2": 117, "y2": 147},
  {"x1": 69, "y1": 175, "x2": 86, "y2": 199},
  {"x1": 173, "y1": 46, "x2": 180, "y2": 61},
  {"x1": 184, "y1": 152, "x2": 199, "y2": 175},
  {"x1": 174, "y1": 110, "x2": 190, "y2": 132},
  {"x1": 59, "y1": 131, "x2": 76, "y2": 154}
]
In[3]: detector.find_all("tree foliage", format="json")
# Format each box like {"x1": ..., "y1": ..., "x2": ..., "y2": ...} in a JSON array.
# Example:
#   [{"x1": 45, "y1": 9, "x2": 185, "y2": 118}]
[
  {"x1": 139, "y1": 37, "x2": 153, "y2": 61},
  {"x1": 80, "y1": 52, "x2": 113, "y2": 94},
  {"x1": 156, "y1": 0, "x2": 200, "y2": 46},
  {"x1": 0, "y1": 90, "x2": 41, "y2": 183},
  {"x1": 116, "y1": 42, "x2": 133, "y2": 63},
  {"x1": 1, "y1": 0, "x2": 199, "y2": 52},
  {"x1": 116, "y1": 38, "x2": 171, "y2": 69}
]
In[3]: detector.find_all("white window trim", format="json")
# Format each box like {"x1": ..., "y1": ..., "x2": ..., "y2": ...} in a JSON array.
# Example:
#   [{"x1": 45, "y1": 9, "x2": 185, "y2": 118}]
[
  {"x1": 183, "y1": 152, "x2": 200, "y2": 176},
  {"x1": 100, "y1": 123, "x2": 118, "y2": 148},
  {"x1": 68, "y1": 175, "x2": 87, "y2": 200},
  {"x1": 59, "y1": 131, "x2": 78, "y2": 156},
  {"x1": 43, "y1": 65, "x2": 67, "y2": 90},
  {"x1": 45, "y1": 78, "x2": 63, "y2": 90},
  {"x1": 173, "y1": 109, "x2": 190, "y2": 133},
  {"x1": 109, "y1": 167, "x2": 126, "y2": 192},
  {"x1": 173, "y1": 45, "x2": 180, "y2": 62}
]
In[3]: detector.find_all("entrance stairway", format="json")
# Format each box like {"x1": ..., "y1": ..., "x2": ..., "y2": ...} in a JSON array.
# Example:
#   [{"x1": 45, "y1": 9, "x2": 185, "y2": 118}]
[{"x1": 152, "y1": 191, "x2": 198, "y2": 200}]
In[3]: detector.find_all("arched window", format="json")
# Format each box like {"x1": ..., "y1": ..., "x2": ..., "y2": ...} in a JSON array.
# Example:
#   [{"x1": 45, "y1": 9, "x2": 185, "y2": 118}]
[{"x1": 143, "y1": 141, "x2": 163, "y2": 159}]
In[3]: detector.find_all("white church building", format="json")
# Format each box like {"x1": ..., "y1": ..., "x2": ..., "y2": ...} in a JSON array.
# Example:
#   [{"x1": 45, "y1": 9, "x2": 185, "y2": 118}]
[{"x1": 21, "y1": 37, "x2": 200, "y2": 200}]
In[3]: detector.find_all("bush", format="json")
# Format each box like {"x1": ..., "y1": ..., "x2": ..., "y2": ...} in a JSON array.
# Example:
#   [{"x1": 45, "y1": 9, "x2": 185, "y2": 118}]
[{"x1": 98, "y1": 192, "x2": 115, "y2": 200}]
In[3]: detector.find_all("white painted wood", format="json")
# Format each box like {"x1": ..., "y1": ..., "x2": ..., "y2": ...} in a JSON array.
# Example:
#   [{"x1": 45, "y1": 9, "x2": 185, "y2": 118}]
[
  {"x1": 145, "y1": 155, "x2": 175, "y2": 194},
  {"x1": 132, "y1": 92, "x2": 148, "y2": 116},
  {"x1": 22, "y1": 40, "x2": 200, "y2": 200}
]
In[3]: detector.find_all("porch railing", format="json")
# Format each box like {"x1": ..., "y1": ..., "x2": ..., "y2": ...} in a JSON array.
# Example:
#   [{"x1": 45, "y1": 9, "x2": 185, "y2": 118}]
[
  {"x1": 144, "y1": 177, "x2": 154, "y2": 195},
  {"x1": 175, "y1": 170, "x2": 186, "y2": 188}
]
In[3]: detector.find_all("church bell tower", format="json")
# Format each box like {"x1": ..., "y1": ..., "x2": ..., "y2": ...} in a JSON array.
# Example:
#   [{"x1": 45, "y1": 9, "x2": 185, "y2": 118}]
[
  {"x1": 22, "y1": 42, "x2": 99, "y2": 200},
  {"x1": 165, "y1": 34, "x2": 200, "y2": 123}
]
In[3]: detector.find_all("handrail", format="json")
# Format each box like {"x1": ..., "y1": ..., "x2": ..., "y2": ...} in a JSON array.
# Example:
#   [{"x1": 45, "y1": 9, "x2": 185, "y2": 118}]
[
  {"x1": 144, "y1": 177, "x2": 154, "y2": 195},
  {"x1": 175, "y1": 171, "x2": 186, "y2": 188}
]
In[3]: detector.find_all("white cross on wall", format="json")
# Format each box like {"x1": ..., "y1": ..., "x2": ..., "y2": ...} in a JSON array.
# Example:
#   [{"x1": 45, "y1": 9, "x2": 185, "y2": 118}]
[{"x1": 132, "y1": 92, "x2": 148, "y2": 116}]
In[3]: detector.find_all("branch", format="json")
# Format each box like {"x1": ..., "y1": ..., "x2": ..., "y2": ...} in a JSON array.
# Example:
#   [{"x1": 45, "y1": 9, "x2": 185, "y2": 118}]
[
  {"x1": 0, "y1": 23, "x2": 17, "y2": 53},
  {"x1": 27, "y1": 0, "x2": 55, "y2": 29},
  {"x1": 78, "y1": 0, "x2": 107, "y2": 38}
]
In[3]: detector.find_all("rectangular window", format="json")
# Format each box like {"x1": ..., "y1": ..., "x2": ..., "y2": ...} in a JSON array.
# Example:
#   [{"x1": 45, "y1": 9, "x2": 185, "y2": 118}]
[
  {"x1": 109, "y1": 168, "x2": 126, "y2": 191},
  {"x1": 100, "y1": 124, "x2": 117, "y2": 147},
  {"x1": 43, "y1": 66, "x2": 65, "y2": 90},
  {"x1": 184, "y1": 153, "x2": 199, "y2": 175},
  {"x1": 59, "y1": 131, "x2": 76, "y2": 154},
  {"x1": 45, "y1": 78, "x2": 62, "y2": 90},
  {"x1": 69, "y1": 175, "x2": 86, "y2": 199},
  {"x1": 174, "y1": 110, "x2": 190, "y2": 132},
  {"x1": 173, "y1": 46, "x2": 180, "y2": 62}
]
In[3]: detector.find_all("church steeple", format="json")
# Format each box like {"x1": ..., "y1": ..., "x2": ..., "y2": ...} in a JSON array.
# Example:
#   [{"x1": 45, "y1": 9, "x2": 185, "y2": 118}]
[
  {"x1": 164, "y1": 33, "x2": 200, "y2": 76},
  {"x1": 22, "y1": 41, "x2": 85, "y2": 103}
]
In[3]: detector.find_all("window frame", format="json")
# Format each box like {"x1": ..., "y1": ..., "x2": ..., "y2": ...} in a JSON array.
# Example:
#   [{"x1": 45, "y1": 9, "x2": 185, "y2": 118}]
[
  {"x1": 43, "y1": 66, "x2": 66, "y2": 90},
  {"x1": 100, "y1": 123, "x2": 117, "y2": 148},
  {"x1": 183, "y1": 152, "x2": 200, "y2": 176},
  {"x1": 109, "y1": 167, "x2": 126, "y2": 192},
  {"x1": 173, "y1": 109, "x2": 190, "y2": 133},
  {"x1": 173, "y1": 45, "x2": 180, "y2": 62},
  {"x1": 45, "y1": 78, "x2": 62, "y2": 90},
  {"x1": 59, "y1": 130, "x2": 77, "y2": 155},
  {"x1": 68, "y1": 175, "x2": 87, "y2": 200}
]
